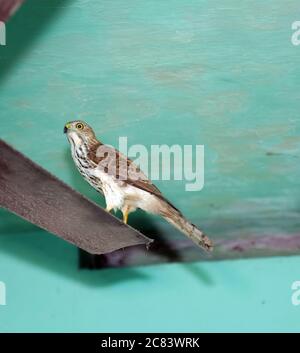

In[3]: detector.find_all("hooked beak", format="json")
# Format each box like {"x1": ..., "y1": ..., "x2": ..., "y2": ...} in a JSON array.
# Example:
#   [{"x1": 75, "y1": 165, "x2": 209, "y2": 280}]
[{"x1": 64, "y1": 123, "x2": 71, "y2": 134}]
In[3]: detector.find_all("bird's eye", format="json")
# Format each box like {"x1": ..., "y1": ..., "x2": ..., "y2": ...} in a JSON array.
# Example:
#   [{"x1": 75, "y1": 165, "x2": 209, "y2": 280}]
[{"x1": 76, "y1": 123, "x2": 84, "y2": 130}]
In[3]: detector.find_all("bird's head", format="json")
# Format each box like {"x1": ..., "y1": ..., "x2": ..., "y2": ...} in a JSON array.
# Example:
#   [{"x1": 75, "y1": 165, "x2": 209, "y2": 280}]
[{"x1": 64, "y1": 120, "x2": 96, "y2": 145}]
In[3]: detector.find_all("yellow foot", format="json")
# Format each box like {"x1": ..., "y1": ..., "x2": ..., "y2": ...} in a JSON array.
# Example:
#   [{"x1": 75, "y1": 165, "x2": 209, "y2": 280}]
[{"x1": 106, "y1": 206, "x2": 113, "y2": 213}]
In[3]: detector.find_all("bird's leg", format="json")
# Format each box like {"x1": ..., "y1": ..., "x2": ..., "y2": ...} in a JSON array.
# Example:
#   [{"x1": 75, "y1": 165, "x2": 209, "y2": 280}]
[
  {"x1": 122, "y1": 206, "x2": 130, "y2": 224},
  {"x1": 123, "y1": 210, "x2": 129, "y2": 224}
]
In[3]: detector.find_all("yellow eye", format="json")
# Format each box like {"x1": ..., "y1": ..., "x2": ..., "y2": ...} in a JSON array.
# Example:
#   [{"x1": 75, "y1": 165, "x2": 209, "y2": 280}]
[{"x1": 76, "y1": 123, "x2": 84, "y2": 130}]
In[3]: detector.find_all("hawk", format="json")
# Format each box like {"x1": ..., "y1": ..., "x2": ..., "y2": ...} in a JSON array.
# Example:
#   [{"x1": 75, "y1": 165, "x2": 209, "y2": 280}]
[{"x1": 64, "y1": 121, "x2": 213, "y2": 251}]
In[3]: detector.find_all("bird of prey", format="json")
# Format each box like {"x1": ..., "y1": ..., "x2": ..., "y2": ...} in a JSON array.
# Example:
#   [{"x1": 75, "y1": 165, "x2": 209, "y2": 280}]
[{"x1": 64, "y1": 121, "x2": 213, "y2": 251}]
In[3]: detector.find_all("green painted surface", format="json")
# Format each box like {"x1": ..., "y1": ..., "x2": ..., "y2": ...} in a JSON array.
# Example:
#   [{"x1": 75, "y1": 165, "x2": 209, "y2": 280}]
[{"x1": 0, "y1": 0, "x2": 300, "y2": 331}]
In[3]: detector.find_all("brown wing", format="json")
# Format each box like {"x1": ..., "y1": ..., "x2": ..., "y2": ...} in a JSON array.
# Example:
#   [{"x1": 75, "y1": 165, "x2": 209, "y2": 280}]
[
  {"x1": 88, "y1": 142, "x2": 180, "y2": 212},
  {"x1": 88, "y1": 142, "x2": 162, "y2": 197}
]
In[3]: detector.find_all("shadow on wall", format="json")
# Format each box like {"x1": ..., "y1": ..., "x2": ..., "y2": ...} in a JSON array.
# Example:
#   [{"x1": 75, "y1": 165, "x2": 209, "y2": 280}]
[
  {"x1": 0, "y1": 210, "x2": 214, "y2": 286},
  {"x1": 0, "y1": 0, "x2": 72, "y2": 84}
]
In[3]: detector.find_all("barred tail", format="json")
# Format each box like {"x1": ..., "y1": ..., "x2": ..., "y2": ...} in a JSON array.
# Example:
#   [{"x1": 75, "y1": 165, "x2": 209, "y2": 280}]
[{"x1": 159, "y1": 201, "x2": 213, "y2": 252}]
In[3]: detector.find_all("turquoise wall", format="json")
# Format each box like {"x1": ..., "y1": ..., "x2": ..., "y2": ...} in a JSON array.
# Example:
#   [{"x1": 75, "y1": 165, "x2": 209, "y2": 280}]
[{"x1": 0, "y1": 0, "x2": 300, "y2": 332}]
